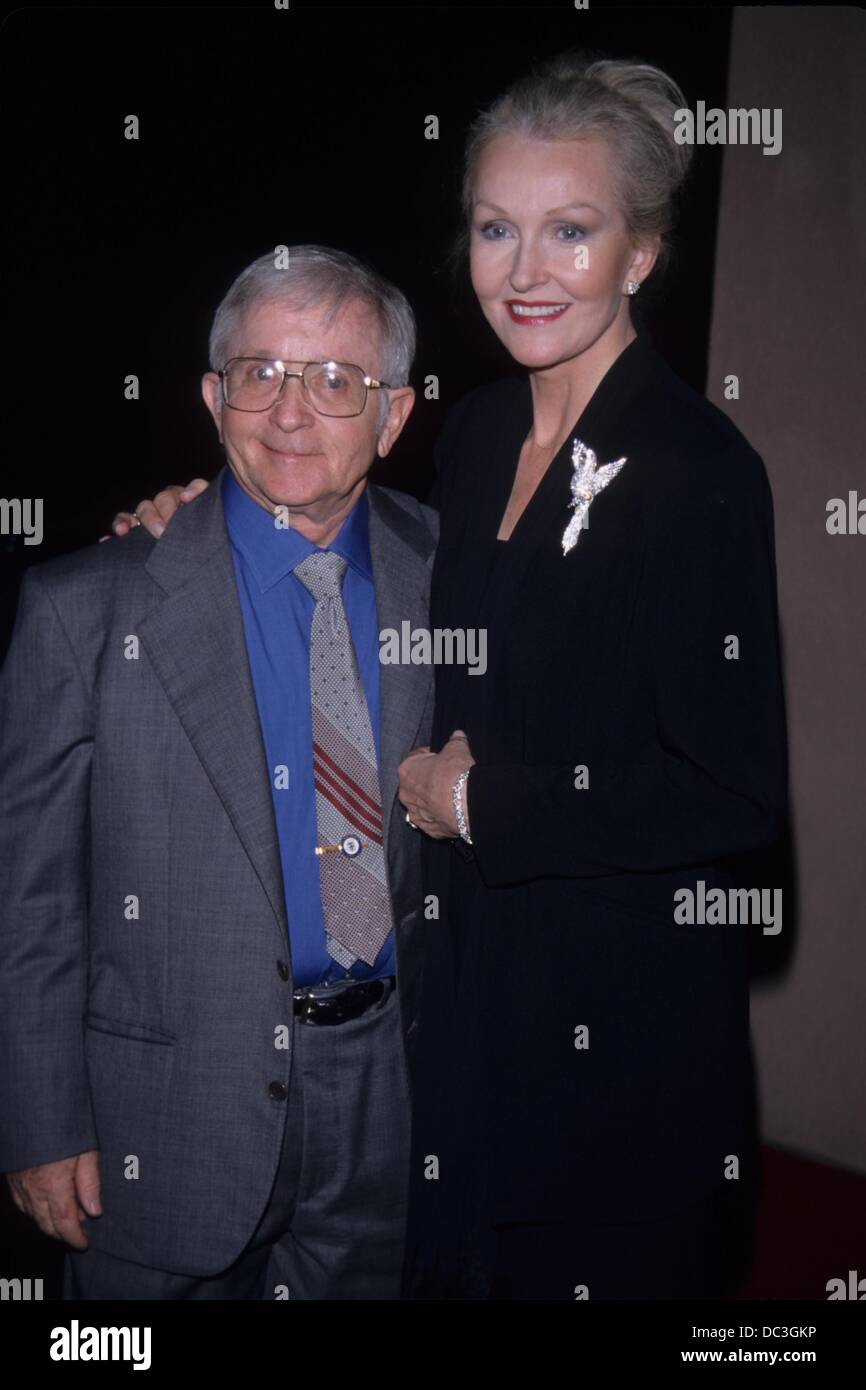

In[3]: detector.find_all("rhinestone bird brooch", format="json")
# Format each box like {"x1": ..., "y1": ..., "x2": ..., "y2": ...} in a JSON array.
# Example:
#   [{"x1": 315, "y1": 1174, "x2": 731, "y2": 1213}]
[{"x1": 561, "y1": 439, "x2": 628, "y2": 555}]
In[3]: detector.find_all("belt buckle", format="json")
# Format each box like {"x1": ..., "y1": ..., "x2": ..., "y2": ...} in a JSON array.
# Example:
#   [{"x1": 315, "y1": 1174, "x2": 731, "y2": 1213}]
[
  {"x1": 294, "y1": 978, "x2": 354, "y2": 1026},
  {"x1": 293, "y1": 977, "x2": 390, "y2": 1026}
]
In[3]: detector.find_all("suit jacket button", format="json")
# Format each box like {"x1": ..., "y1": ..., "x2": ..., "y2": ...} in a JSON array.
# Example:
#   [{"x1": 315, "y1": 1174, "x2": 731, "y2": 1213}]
[
  {"x1": 268, "y1": 1081, "x2": 288, "y2": 1101},
  {"x1": 276, "y1": 960, "x2": 289, "y2": 981}
]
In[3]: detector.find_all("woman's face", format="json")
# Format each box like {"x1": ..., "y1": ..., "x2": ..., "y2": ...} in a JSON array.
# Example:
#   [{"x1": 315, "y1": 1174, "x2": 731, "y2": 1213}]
[{"x1": 469, "y1": 133, "x2": 657, "y2": 370}]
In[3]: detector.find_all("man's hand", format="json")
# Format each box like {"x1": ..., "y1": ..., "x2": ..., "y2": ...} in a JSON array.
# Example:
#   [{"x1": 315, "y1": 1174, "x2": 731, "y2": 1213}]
[
  {"x1": 6, "y1": 1150, "x2": 102, "y2": 1249},
  {"x1": 99, "y1": 478, "x2": 210, "y2": 542},
  {"x1": 397, "y1": 730, "x2": 476, "y2": 840}
]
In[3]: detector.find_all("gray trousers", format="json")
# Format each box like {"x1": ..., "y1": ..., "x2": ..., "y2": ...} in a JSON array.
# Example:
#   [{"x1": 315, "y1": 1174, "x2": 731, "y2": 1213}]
[{"x1": 63, "y1": 982, "x2": 410, "y2": 1300}]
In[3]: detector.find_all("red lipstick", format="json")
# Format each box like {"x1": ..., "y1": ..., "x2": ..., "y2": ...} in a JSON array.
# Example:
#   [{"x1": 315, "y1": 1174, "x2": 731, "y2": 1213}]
[{"x1": 505, "y1": 300, "x2": 571, "y2": 326}]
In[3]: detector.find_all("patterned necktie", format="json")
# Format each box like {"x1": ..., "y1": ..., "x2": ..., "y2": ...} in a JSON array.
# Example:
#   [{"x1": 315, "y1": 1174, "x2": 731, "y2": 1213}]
[{"x1": 293, "y1": 550, "x2": 393, "y2": 970}]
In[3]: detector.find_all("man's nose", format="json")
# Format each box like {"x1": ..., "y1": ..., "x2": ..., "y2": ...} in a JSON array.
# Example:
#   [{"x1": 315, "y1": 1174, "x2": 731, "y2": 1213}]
[{"x1": 269, "y1": 374, "x2": 316, "y2": 427}]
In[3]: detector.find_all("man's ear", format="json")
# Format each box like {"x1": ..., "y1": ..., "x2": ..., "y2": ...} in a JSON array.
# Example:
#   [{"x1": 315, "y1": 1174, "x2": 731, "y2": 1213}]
[
  {"x1": 201, "y1": 372, "x2": 224, "y2": 443},
  {"x1": 377, "y1": 385, "x2": 415, "y2": 459}
]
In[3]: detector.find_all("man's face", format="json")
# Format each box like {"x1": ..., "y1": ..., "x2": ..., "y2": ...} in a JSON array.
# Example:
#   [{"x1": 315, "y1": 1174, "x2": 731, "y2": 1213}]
[{"x1": 201, "y1": 296, "x2": 413, "y2": 525}]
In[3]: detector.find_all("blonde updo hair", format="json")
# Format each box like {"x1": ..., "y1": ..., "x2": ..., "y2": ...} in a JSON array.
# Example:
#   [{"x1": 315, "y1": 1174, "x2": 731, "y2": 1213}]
[{"x1": 454, "y1": 50, "x2": 694, "y2": 284}]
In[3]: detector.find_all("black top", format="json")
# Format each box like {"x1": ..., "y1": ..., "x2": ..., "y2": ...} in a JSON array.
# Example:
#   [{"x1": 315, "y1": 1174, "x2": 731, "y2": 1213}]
[{"x1": 402, "y1": 331, "x2": 789, "y2": 1297}]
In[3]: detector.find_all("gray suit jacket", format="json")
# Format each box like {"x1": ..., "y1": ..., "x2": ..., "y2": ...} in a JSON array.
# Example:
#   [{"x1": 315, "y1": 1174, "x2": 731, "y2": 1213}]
[{"x1": 0, "y1": 469, "x2": 438, "y2": 1274}]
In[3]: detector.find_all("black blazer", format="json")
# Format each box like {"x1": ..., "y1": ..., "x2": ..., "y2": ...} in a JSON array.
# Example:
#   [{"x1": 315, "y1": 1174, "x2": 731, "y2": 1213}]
[{"x1": 404, "y1": 332, "x2": 788, "y2": 1284}]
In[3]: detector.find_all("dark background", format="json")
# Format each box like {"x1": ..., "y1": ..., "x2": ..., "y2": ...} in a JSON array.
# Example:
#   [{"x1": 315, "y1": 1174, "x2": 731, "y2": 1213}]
[
  {"x1": 0, "y1": 3, "x2": 731, "y2": 651},
  {"x1": 0, "y1": 1, "x2": 732, "y2": 1296},
  {"x1": 3, "y1": 2, "x2": 866, "y2": 1315}
]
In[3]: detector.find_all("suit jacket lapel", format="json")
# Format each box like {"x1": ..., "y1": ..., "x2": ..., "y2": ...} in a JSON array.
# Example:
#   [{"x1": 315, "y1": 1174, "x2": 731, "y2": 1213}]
[
  {"x1": 367, "y1": 485, "x2": 435, "y2": 869},
  {"x1": 137, "y1": 470, "x2": 289, "y2": 947},
  {"x1": 436, "y1": 378, "x2": 532, "y2": 639}
]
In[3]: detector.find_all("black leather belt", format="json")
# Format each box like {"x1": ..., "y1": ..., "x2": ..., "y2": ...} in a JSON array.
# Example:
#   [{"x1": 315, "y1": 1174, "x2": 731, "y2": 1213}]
[{"x1": 292, "y1": 976, "x2": 395, "y2": 1025}]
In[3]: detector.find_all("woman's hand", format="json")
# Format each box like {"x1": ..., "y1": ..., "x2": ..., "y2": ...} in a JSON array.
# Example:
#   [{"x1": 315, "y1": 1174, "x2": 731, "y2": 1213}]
[
  {"x1": 397, "y1": 730, "x2": 476, "y2": 840},
  {"x1": 98, "y1": 478, "x2": 210, "y2": 542}
]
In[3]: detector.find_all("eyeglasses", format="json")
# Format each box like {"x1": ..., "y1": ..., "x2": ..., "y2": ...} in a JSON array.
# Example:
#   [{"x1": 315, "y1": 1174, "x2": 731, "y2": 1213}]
[{"x1": 218, "y1": 357, "x2": 391, "y2": 418}]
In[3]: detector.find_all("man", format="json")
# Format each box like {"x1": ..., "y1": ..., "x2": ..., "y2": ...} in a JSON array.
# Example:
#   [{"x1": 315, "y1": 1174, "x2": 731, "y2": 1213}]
[{"x1": 0, "y1": 245, "x2": 441, "y2": 1298}]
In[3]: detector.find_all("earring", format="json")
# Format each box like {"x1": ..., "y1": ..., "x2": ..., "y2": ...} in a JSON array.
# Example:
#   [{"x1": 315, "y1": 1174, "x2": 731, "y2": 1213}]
[{"x1": 626, "y1": 280, "x2": 640, "y2": 296}]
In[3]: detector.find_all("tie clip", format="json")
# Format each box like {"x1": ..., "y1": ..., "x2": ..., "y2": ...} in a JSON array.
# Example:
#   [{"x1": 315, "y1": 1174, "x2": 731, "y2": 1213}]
[{"x1": 315, "y1": 834, "x2": 368, "y2": 858}]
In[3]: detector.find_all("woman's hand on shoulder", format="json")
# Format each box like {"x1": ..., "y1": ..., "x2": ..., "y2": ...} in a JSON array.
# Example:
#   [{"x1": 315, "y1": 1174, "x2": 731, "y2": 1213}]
[{"x1": 99, "y1": 478, "x2": 210, "y2": 542}]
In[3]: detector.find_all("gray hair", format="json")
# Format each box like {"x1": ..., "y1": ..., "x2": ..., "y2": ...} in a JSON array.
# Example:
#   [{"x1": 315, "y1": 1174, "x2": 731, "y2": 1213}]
[
  {"x1": 208, "y1": 245, "x2": 416, "y2": 434},
  {"x1": 454, "y1": 51, "x2": 694, "y2": 284}
]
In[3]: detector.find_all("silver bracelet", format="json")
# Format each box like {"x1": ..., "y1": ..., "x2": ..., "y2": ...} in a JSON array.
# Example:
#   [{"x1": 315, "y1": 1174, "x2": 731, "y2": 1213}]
[{"x1": 452, "y1": 768, "x2": 473, "y2": 844}]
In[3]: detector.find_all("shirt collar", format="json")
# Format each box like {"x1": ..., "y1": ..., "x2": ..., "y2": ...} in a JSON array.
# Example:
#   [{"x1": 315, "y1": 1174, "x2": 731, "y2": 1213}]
[{"x1": 221, "y1": 468, "x2": 373, "y2": 593}]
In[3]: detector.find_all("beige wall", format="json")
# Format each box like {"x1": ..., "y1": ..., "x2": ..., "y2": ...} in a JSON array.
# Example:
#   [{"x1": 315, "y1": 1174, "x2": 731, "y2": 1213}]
[{"x1": 707, "y1": 7, "x2": 866, "y2": 1174}]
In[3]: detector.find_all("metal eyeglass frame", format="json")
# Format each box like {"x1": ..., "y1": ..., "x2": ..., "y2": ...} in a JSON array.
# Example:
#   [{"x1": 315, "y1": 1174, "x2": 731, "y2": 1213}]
[{"x1": 218, "y1": 357, "x2": 391, "y2": 418}]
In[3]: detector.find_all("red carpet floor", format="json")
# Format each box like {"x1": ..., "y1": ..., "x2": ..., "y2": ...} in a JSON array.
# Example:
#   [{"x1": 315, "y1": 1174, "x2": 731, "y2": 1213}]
[{"x1": 734, "y1": 1144, "x2": 866, "y2": 1299}]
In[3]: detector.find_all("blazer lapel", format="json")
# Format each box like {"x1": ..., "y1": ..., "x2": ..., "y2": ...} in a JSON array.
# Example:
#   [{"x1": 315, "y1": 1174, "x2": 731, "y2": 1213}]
[
  {"x1": 137, "y1": 470, "x2": 288, "y2": 947},
  {"x1": 367, "y1": 485, "x2": 436, "y2": 870},
  {"x1": 477, "y1": 335, "x2": 654, "y2": 635}
]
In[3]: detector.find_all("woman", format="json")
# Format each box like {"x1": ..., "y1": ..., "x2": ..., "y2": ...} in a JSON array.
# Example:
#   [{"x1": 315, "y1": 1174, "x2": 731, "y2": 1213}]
[
  {"x1": 118, "y1": 52, "x2": 788, "y2": 1300},
  {"x1": 393, "y1": 51, "x2": 787, "y2": 1301}
]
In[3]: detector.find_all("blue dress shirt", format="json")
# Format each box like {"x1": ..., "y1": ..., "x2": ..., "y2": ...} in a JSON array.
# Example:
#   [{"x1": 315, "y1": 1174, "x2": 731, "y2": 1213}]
[{"x1": 221, "y1": 469, "x2": 395, "y2": 986}]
